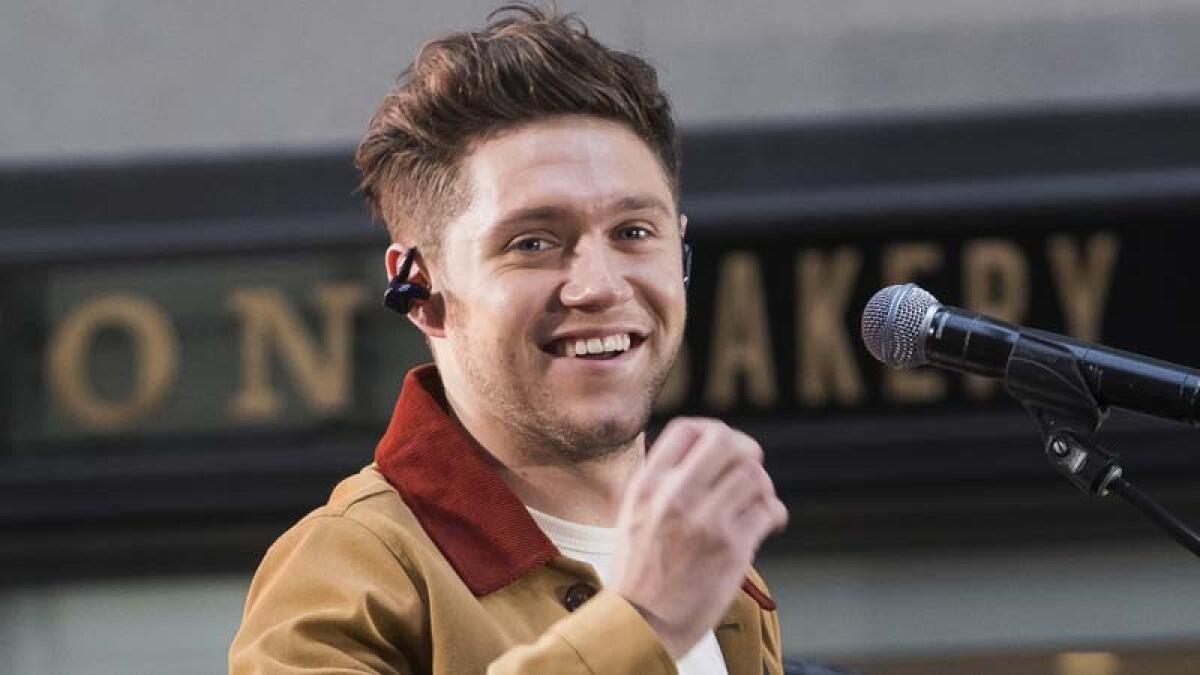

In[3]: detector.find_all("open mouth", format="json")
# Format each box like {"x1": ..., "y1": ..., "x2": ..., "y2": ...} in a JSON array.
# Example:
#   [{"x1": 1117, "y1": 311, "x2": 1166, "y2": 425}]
[{"x1": 541, "y1": 332, "x2": 647, "y2": 360}]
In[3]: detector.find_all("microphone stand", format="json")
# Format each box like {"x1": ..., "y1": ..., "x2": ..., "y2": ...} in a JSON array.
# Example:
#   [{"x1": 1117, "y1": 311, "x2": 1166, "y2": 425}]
[{"x1": 1004, "y1": 333, "x2": 1200, "y2": 558}]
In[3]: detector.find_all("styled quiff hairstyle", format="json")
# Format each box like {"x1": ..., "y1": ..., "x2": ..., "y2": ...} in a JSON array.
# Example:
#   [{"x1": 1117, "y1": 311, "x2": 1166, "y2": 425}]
[{"x1": 354, "y1": 3, "x2": 680, "y2": 261}]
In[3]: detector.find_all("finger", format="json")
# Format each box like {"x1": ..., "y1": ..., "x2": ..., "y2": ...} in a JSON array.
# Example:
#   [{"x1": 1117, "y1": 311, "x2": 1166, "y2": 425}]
[
  {"x1": 734, "y1": 498, "x2": 788, "y2": 550},
  {"x1": 718, "y1": 464, "x2": 781, "y2": 530},
  {"x1": 748, "y1": 464, "x2": 789, "y2": 533},
  {"x1": 748, "y1": 462, "x2": 781, "y2": 508},
  {"x1": 731, "y1": 467, "x2": 787, "y2": 528},
  {"x1": 645, "y1": 418, "x2": 703, "y2": 471},
  {"x1": 674, "y1": 424, "x2": 761, "y2": 491},
  {"x1": 755, "y1": 493, "x2": 789, "y2": 534},
  {"x1": 773, "y1": 498, "x2": 790, "y2": 533},
  {"x1": 693, "y1": 463, "x2": 758, "y2": 526}
]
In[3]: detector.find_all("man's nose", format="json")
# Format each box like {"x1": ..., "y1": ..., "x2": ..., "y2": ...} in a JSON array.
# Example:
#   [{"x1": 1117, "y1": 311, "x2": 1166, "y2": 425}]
[{"x1": 560, "y1": 243, "x2": 633, "y2": 309}]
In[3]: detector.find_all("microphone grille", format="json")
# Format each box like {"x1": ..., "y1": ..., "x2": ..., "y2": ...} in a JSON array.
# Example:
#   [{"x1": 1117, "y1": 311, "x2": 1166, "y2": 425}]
[{"x1": 861, "y1": 283, "x2": 941, "y2": 368}]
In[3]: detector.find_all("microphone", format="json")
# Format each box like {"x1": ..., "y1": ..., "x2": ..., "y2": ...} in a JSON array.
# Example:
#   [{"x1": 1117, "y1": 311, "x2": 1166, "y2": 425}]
[{"x1": 861, "y1": 283, "x2": 1200, "y2": 427}]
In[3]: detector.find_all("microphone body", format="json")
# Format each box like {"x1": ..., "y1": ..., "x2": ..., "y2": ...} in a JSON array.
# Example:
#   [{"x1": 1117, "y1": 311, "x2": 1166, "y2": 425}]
[{"x1": 863, "y1": 284, "x2": 1200, "y2": 427}]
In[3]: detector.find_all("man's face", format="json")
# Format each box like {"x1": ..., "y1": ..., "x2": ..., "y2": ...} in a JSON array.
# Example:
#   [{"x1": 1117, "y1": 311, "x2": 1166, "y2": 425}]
[{"x1": 432, "y1": 115, "x2": 686, "y2": 460}]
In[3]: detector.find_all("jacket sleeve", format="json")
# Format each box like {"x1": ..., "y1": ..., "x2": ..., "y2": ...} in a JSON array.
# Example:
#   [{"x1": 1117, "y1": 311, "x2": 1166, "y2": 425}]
[
  {"x1": 229, "y1": 515, "x2": 419, "y2": 674},
  {"x1": 230, "y1": 514, "x2": 677, "y2": 675}
]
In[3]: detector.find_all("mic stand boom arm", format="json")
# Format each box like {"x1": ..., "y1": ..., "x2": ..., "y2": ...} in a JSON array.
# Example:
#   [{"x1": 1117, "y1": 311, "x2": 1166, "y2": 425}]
[{"x1": 1003, "y1": 333, "x2": 1200, "y2": 558}]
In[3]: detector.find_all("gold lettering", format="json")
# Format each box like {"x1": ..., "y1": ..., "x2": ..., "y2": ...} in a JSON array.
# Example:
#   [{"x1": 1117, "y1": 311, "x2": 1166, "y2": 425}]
[
  {"x1": 705, "y1": 252, "x2": 778, "y2": 410},
  {"x1": 1054, "y1": 653, "x2": 1120, "y2": 675},
  {"x1": 47, "y1": 294, "x2": 179, "y2": 431},
  {"x1": 963, "y1": 239, "x2": 1030, "y2": 397},
  {"x1": 797, "y1": 248, "x2": 864, "y2": 405},
  {"x1": 1047, "y1": 233, "x2": 1119, "y2": 341},
  {"x1": 881, "y1": 242, "x2": 946, "y2": 402},
  {"x1": 228, "y1": 282, "x2": 367, "y2": 422}
]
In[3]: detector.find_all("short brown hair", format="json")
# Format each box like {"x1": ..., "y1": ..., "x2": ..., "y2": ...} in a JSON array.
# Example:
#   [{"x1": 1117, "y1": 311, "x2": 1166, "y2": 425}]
[{"x1": 354, "y1": 3, "x2": 680, "y2": 260}]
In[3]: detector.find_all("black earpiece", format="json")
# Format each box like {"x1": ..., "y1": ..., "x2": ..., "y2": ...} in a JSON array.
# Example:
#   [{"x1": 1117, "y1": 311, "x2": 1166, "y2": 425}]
[
  {"x1": 384, "y1": 247, "x2": 431, "y2": 315},
  {"x1": 682, "y1": 241, "x2": 693, "y2": 289}
]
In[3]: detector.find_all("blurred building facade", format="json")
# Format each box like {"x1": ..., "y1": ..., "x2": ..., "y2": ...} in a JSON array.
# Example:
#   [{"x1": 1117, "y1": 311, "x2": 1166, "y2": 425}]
[{"x1": 4, "y1": 2, "x2": 1200, "y2": 674}]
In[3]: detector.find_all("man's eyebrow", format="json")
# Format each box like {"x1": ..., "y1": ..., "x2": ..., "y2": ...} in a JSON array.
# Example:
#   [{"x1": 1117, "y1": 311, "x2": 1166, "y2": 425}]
[
  {"x1": 493, "y1": 205, "x2": 573, "y2": 232},
  {"x1": 491, "y1": 195, "x2": 674, "y2": 233},
  {"x1": 611, "y1": 195, "x2": 673, "y2": 217}
]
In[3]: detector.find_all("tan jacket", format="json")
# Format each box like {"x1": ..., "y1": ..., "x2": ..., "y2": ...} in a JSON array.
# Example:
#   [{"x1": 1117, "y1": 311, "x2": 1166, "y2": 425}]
[{"x1": 230, "y1": 365, "x2": 784, "y2": 675}]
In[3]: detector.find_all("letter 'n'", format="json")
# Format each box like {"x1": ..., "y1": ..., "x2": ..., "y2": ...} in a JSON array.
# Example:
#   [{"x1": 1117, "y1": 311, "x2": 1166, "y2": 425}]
[{"x1": 228, "y1": 283, "x2": 366, "y2": 422}]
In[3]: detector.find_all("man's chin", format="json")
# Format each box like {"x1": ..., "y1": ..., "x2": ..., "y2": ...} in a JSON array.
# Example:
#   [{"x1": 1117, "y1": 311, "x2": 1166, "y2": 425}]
[
  {"x1": 540, "y1": 410, "x2": 648, "y2": 460},
  {"x1": 529, "y1": 374, "x2": 668, "y2": 456},
  {"x1": 562, "y1": 394, "x2": 651, "y2": 425}
]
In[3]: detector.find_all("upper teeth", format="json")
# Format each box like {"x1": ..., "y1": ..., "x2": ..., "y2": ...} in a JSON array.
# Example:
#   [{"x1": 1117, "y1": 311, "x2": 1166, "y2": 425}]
[{"x1": 563, "y1": 333, "x2": 632, "y2": 357}]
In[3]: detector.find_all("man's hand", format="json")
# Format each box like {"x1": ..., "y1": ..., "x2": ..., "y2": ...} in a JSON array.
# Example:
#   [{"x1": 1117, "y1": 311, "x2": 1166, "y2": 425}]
[{"x1": 610, "y1": 418, "x2": 789, "y2": 659}]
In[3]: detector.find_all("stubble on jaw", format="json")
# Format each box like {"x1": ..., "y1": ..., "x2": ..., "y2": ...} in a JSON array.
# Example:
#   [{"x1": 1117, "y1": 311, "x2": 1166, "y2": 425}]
[{"x1": 445, "y1": 299, "x2": 678, "y2": 467}]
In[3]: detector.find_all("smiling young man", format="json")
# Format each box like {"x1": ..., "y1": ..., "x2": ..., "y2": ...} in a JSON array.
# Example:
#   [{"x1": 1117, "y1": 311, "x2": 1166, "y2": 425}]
[{"x1": 230, "y1": 6, "x2": 788, "y2": 675}]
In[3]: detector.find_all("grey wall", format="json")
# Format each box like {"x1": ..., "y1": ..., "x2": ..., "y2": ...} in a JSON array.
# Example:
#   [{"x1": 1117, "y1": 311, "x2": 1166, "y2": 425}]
[{"x1": 4, "y1": 0, "x2": 1200, "y2": 163}]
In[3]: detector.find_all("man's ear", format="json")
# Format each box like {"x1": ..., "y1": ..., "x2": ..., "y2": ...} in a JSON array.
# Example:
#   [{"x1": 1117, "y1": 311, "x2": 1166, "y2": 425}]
[{"x1": 384, "y1": 243, "x2": 445, "y2": 338}]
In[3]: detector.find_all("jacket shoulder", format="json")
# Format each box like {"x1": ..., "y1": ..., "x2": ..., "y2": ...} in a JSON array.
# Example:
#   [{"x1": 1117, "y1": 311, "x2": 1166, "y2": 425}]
[
  {"x1": 288, "y1": 464, "x2": 431, "y2": 566},
  {"x1": 322, "y1": 464, "x2": 404, "y2": 514},
  {"x1": 231, "y1": 466, "x2": 427, "y2": 673}
]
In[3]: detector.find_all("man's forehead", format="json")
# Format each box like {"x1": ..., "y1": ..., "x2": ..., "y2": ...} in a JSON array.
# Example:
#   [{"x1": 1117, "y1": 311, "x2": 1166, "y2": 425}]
[{"x1": 461, "y1": 117, "x2": 674, "y2": 217}]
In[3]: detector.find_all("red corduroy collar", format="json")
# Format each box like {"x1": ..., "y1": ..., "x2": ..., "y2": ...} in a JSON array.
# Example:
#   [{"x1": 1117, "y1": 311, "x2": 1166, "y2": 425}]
[{"x1": 374, "y1": 364, "x2": 775, "y2": 610}]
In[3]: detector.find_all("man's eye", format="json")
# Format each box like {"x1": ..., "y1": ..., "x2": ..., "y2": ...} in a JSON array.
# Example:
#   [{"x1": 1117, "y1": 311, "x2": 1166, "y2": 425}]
[
  {"x1": 617, "y1": 225, "x2": 651, "y2": 240},
  {"x1": 510, "y1": 237, "x2": 552, "y2": 252}
]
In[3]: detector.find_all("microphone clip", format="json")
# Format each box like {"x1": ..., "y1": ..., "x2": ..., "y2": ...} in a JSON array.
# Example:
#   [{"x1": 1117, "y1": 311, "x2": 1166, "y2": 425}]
[
  {"x1": 1005, "y1": 331, "x2": 1119, "y2": 496},
  {"x1": 1005, "y1": 331, "x2": 1200, "y2": 557}
]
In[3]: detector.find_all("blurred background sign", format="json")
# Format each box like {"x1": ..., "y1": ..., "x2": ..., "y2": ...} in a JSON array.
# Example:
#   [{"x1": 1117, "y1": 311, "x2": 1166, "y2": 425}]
[{"x1": 4, "y1": 100, "x2": 1200, "y2": 572}]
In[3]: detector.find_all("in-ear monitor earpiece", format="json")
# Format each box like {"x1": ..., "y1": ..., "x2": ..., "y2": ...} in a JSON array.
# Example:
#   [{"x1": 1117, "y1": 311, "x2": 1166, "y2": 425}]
[{"x1": 383, "y1": 247, "x2": 431, "y2": 315}]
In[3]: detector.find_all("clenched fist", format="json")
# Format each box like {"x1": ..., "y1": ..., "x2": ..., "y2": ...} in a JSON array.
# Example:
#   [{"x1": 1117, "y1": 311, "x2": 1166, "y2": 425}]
[{"x1": 610, "y1": 418, "x2": 788, "y2": 658}]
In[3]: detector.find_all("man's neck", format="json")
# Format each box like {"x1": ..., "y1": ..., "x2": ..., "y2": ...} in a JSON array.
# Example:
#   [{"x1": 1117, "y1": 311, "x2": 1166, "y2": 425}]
[
  {"x1": 442, "y1": 383, "x2": 644, "y2": 528},
  {"x1": 497, "y1": 440, "x2": 643, "y2": 527}
]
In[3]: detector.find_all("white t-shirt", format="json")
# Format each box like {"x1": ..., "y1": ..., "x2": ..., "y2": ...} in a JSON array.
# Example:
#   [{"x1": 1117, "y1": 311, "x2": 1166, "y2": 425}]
[{"x1": 527, "y1": 507, "x2": 730, "y2": 675}]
